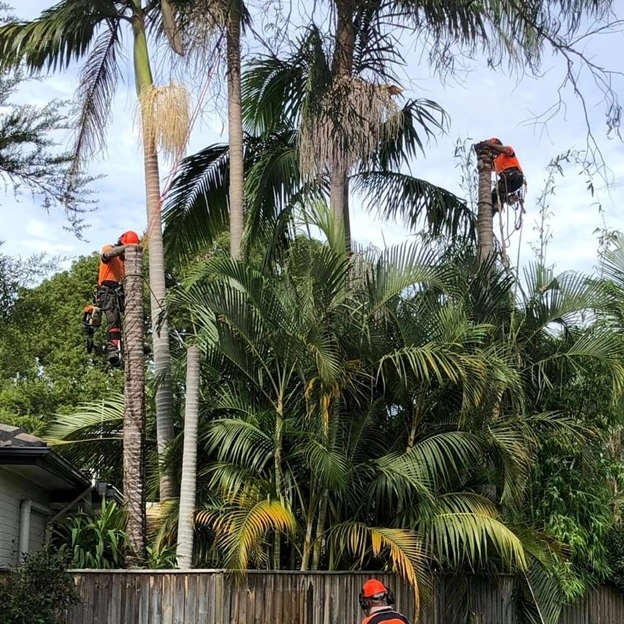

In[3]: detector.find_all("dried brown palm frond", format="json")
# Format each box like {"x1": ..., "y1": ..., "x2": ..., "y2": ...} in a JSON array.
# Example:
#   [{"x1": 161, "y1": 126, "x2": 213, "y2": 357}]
[
  {"x1": 178, "y1": 0, "x2": 228, "y2": 53},
  {"x1": 299, "y1": 76, "x2": 403, "y2": 180},
  {"x1": 137, "y1": 82, "x2": 190, "y2": 161}
]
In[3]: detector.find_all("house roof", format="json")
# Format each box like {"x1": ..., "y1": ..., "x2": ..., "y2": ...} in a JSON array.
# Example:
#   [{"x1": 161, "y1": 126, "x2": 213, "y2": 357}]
[
  {"x1": 0, "y1": 424, "x2": 92, "y2": 495},
  {"x1": 0, "y1": 424, "x2": 48, "y2": 449}
]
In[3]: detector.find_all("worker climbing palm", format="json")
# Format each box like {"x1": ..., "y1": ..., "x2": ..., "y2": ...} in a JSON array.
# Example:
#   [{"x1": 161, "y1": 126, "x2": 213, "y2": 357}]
[
  {"x1": 480, "y1": 138, "x2": 525, "y2": 213},
  {"x1": 83, "y1": 230, "x2": 141, "y2": 367}
]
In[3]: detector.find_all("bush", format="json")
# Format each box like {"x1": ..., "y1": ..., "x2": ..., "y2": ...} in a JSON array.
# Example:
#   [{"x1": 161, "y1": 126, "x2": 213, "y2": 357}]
[
  {"x1": 605, "y1": 525, "x2": 624, "y2": 591},
  {"x1": 0, "y1": 547, "x2": 80, "y2": 624}
]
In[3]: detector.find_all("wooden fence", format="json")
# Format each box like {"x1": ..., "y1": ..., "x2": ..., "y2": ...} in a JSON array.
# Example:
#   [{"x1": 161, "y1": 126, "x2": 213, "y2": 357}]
[{"x1": 65, "y1": 570, "x2": 624, "y2": 624}]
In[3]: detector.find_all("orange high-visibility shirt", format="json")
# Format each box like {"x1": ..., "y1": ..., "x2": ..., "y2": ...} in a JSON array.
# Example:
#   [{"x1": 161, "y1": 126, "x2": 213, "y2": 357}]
[
  {"x1": 494, "y1": 146, "x2": 522, "y2": 173},
  {"x1": 98, "y1": 245, "x2": 125, "y2": 285},
  {"x1": 361, "y1": 608, "x2": 410, "y2": 624}
]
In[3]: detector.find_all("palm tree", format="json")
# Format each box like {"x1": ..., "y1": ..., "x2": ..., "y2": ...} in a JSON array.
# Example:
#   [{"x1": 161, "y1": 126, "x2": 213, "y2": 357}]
[
  {"x1": 175, "y1": 345, "x2": 201, "y2": 568},
  {"x1": 226, "y1": 0, "x2": 244, "y2": 258},
  {"x1": 474, "y1": 143, "x2": 495, "y2": 265},
  {"x1": 122, "y1": 245, "x2": 147, "y2": 566},
  {"x1": 177, "y1": 209, "x2": 544, "y2": 591},
  {"x1": 0, "y1": 0, "x2": 181, "y2": 500},
  {"x1": 162, "y1": 32, "x2": 473, "y2": 264}
]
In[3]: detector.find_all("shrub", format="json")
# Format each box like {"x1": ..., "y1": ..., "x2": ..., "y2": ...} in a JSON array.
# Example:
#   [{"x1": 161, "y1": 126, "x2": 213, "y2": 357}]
[
  {"x1": 605, "y1": 525, "x2": 624, "y2": 591},
  {"x1": 0, "y1": 547, "x2": 80, "y2": 624}
]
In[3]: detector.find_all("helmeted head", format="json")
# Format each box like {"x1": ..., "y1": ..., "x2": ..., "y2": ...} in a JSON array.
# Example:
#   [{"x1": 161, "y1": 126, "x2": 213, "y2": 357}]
[
  {"x1": 117, "y1": 230, "x2": 140, "y2": 246},
  {"x1": 489, "y1": 137, "x2": 503, "y2": 145},
  {"x1": 359, "y1": 579, "x2": 395, "y2": 613}
]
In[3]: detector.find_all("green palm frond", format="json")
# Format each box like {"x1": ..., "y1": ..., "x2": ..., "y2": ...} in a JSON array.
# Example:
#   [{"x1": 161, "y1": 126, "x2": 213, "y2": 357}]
[
  {"x1": 45, "y1": 393, "x2": 124, "y2": 442},
  {"x1": 0, "y1": 0, "x2": 119, "y2": 73},
  {"x1": 70, "y1": 20, "x2": 121, "y2": 164},
  {"x1": 330, "y1": 522, "x2": 431, "y2": 605},
  {"x1": 163, "y1": 142, "x2": 231, "y2": 263},
  {"x1": 206, "y1": 418, "x2": 273, "y2": 473},
  {"x1": 374, "y1": 432, "x2": 483, "y2": 499},
  {"x1": 352, "y1": 170, "x2": 474, "y2": 241},
  {"x1": 196, "y1": 495, "x2": 296, "y2": 569},
  {"x1": 422, "y1": 493, "x2": 528, "y2": 571},
  {"x1": 44, "y1": 394, "x2": 125, "y2": 479}
]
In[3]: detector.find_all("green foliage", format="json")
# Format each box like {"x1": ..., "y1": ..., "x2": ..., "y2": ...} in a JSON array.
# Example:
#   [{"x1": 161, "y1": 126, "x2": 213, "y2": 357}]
[
  {"x1": 147, "y1": 542, "x2": 178, "y2": 569},
  {"x1": 0, "y1": 21, "x2": 95, "y2": 229},
  {"x1": 0, "y1": 546, "x2": 80, "y2": 624},
  {"x1": 605, "y1": 526, "x2": 624, "y2": 591},
  {"x1": 53, "y1": 500, "x2": 127, "y2": 569},
  {"x1": 0, "y1": 253, "x2": 123, "y2": 428}
]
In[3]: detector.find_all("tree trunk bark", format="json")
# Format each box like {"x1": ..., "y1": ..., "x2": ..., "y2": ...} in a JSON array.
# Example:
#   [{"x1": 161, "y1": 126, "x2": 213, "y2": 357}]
[
  {"x1": 176, "y1": 345, "x2": 201, "y2": 569},
  {"x1": 132, "y1": 3, "x2": 176, "y2": 501},
  {"x1": 475, "y1": 145, "x2": 495, "y2": 266},
  {"x1": 123, "y1": 245, "x2": 147, "y2": 567},
  {"x1": 330, "y1": 0, "x2": 356, "y2": 252},
  {"x1": 227, "y1": 0, "x2": 244, "y2": 259}
]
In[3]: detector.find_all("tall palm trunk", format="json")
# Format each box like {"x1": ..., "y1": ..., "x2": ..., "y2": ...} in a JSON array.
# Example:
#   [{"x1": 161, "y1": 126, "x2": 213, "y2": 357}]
[
  {"x1": 475, "y1": 144, "x2": 495, "y2": 265},
  {"x1": 176, "y1": 345, "x2": 201, "y2": 568},
  {"x1": 330, "y1": 0, "x2": 356, "y2": 251},
  {"x1": 227, "y1": 0, "x2": 244, "y2": 259},
  {"x1": 131, "y1": 1, "x2": 176, "y2": 500},
  {"x1": 123, "y1": 245, "x2": 147, "y2": 567}
]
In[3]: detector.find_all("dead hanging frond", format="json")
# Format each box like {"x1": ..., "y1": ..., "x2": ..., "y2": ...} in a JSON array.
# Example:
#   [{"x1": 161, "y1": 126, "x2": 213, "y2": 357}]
[
  {"x1": 137, "y1": 82, "x2": 190, "y2": 161},
  {"x1": 299, "y1": 76, "x2": 403, "y2": 180},
  {"x1": 177, "y1": 0, "x2": 228, "y2": 56}
]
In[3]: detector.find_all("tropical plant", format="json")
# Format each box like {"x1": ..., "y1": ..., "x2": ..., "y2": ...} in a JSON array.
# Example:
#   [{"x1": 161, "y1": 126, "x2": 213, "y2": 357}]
[
  {"x1": 0, "y1": 0, "x2": 185, "y2": 500},
  {"x1": 53, "y1": 500, "x2": 128, "y2": 570},
  {"x1": 163, "y1": 26, "x2": 472, "y2": 263},
  {"x1": 170, "y1": 210, "x2": 552, "y2": 594}
]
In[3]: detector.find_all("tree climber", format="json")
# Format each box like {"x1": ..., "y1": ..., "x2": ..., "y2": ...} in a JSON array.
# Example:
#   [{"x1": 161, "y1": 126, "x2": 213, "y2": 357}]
[
  {"x1": 82, "y1": 230, "x2": 141, "y2": 367},
  {"x1": 478, "y1": 138, "x2": 525, "y2": 213},
  {"x1": 359, "y1": 579, "x2": 411, "y2": 624}
]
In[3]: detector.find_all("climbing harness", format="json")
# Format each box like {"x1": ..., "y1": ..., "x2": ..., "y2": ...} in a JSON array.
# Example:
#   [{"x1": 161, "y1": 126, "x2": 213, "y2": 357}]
[
  {"x1": 495, "y1": 180, "x2": 527, "y2": 269},
  {"x1": 82, "y1": 304, "x2": 102, "y2": 355},
  {"x1": 81, "y1": 283, "x2": 125, "y2": 367}
]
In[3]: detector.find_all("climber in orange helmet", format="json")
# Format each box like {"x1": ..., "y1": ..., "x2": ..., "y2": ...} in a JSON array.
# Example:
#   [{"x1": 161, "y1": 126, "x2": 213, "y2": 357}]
[
  {"x1": 359, "y1": 579, "x2": 410, "y2": 624},
  {"x1": 83, "y1": 231, "x2": 141, "y2": 367},
  {"x1": 479, "y1": 137, "x2": 525, "y2": 213}
]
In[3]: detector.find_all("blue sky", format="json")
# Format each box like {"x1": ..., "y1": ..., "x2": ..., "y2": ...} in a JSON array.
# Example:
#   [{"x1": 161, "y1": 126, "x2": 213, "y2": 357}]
[{"x1": 3, "y1": 0, "x2": 624, "y2": 276}]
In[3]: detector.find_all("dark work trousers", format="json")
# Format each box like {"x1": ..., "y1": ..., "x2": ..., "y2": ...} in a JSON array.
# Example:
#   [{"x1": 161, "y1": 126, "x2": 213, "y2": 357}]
[
  {"x1": 96, "y1": 281, "x2": 125, "y2": 355},
  {"x1": 492, "y1": 167, "x2": 524, "y2": 212}
]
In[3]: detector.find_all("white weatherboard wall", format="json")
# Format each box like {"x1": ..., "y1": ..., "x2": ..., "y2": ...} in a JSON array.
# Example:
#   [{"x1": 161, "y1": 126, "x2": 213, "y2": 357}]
[{"x1": 0, "y1": 468, "x2": 50, "y2": 569}]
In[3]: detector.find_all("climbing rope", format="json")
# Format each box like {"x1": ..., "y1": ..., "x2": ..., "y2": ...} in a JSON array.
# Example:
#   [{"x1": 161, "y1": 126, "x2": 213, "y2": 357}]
[{"x1": 495, "y1": 181, "x2": 527, "y2": 269}]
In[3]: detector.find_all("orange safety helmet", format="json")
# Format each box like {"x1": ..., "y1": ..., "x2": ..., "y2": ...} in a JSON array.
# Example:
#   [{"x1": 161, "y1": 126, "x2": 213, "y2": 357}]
[
  {"x1": 118, "y1": 230, "x2": 141, "y2": 245},
  {"x1": 359, "y1": 579, "x2": 395, "y2": 610}
]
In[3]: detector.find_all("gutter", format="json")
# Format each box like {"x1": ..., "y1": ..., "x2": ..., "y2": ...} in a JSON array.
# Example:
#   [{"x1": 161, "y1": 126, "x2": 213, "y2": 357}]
[{"x1": 0, "y1": 447, "x2": 92, "y2": 490}]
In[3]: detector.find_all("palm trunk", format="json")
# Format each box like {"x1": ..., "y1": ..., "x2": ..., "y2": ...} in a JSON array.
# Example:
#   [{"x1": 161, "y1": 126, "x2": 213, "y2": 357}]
[
  {"x1": 132, "y1": 2, "x2": 176, "y2": 501},
  {"x1": 227, "y1": 0, "x2": 244, "y2": 259},
  {"x1": 176, "y1": 345, "x2": 201, "y2": 568},
  {"x1": 311, "y1": 488, "x2": 329, "y2": 570},
  {"x1": 330, "y1": 0, "x2": 356, "y2": 251},
  {"x1": 329, "y1": 167, "x2": 351, "y2": 251},
  {"x1": 122, "y1": 245, "x2": 147, "y2": 567},
  {"x1": 475, "y1": 144, "x2": 495, "y2": 265}
]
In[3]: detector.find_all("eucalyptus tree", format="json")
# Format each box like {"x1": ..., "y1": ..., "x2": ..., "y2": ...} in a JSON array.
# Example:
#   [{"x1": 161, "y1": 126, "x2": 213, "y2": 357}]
[{"x1": 0, "y1": 0, "x2": 187, "y2": 500}]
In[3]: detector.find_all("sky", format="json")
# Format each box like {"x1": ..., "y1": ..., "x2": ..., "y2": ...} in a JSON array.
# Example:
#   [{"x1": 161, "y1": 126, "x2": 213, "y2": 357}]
[{"x1": 3, "y1": 0, "x2": 624, "y2": 278}]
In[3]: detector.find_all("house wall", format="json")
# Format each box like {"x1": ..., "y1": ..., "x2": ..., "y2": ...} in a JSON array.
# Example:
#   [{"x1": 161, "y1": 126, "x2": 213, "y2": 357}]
[{"x1": 0, "y1": 468, "x2": 51, "y2": 569}]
